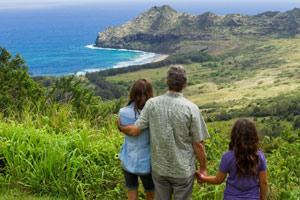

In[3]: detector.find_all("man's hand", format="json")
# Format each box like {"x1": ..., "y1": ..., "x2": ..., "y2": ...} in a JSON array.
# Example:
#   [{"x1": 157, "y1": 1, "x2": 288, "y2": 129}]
[
  {"x1": 116, "y1": 118, "x2": 141, "y2": 136},
  {"x1": 195, "y1": 169, "x2": 207, "y2": 184},
  {"x1": 199, "y1": 169, "x2": 207, "y2": 176},
  {"x1": 196, "y1": 171, "x2": 227, "y2": 185}
]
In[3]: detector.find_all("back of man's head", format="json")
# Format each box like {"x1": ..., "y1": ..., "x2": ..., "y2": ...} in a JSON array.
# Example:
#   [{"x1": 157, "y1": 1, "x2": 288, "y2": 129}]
[{"x1": 167, "y1": 65, "x2": 187, "y2": 92}]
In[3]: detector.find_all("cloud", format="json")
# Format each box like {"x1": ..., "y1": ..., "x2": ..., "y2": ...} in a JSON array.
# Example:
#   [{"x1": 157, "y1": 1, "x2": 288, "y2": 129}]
[
  {"x1": 0, "y1": 0, "x2": 110, "y2": 10},
  {"x1": 1, "y1": 0, "x2": 299, "y2": 10}
]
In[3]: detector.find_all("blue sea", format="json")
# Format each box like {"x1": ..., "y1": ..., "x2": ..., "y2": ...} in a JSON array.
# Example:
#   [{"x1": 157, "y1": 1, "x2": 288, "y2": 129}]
[
  {"x1": 0, "y1": 5, "x2": 159, "y2": 76},
  {"x1": 1, "y1": 1, "x2": 299, "y2": 76}
]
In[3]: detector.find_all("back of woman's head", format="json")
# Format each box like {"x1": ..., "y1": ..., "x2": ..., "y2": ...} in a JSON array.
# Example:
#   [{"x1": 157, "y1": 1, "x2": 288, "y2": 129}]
[
  {"x1": 128, "y1": 79, "x2": 153, "y2": 112},
  {"x1": 229, "y1": 118, "x2": 259, "y2": 177}
]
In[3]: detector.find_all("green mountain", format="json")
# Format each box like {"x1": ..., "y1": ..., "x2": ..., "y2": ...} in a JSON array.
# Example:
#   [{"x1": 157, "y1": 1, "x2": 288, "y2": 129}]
[{"x1": 95, "y1": 5, "x2": 300, "y2": 53}]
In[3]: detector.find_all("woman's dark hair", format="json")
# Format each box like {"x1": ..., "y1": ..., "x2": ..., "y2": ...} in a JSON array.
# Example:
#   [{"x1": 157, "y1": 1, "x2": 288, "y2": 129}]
[
  {"x1": 229, "y1": 118, "x2": 259, "y2": 177},
  {"x1": 128, "y1": 79, "x2": 153, "y2": 118}
]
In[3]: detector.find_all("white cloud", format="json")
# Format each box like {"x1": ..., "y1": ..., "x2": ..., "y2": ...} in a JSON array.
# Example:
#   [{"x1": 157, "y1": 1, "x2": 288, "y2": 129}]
[
  {"x1": 1, "y1": 0, "x2": 299, "y2": 10},
  {"x1": 0, "y1": 0, "x2": 121, "y2": 10}
]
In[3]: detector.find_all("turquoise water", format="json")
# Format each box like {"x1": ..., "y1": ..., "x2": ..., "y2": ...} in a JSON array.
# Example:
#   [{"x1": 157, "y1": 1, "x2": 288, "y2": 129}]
[
  {"x1": 1, "y1": 2, "x2": 299, "y2": 76},
  {"x1": 0, "y1": 6, "x2": 156, "y2": 76}
]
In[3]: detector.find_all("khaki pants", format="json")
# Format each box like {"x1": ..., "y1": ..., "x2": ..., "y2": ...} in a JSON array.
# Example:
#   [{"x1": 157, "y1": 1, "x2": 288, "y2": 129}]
[{"x1": 152, "y1": 171, "x2": 194, "y2": 200}]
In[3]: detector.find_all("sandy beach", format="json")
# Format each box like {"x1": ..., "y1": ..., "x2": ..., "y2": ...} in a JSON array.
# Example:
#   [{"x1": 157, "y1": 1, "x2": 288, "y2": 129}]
[{"x1": 151, "y1": 54, "x2": 169, "y2": 63}]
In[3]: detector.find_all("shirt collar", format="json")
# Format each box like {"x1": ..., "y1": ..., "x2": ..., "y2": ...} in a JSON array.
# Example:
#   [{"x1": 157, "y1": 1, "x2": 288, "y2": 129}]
[{"x1": 166, "y1": 91, "x2": 183, "y2": 97}]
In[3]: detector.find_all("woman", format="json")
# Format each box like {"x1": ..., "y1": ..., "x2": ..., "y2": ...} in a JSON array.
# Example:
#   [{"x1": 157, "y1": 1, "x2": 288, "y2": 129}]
[{"x1": 118, "y1": 79, "x2": 154, "y2": 200}]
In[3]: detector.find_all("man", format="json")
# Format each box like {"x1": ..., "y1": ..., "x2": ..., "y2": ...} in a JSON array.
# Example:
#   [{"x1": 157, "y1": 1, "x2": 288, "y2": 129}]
[{"x1": 119, "y1": 65, "x2": 209, "y2": 200}]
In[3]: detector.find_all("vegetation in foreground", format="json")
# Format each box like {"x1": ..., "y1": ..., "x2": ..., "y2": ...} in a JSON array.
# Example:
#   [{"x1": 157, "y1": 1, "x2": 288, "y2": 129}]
[{"x1": 0, "y1": 48, "x2": 299, "y2": 199}]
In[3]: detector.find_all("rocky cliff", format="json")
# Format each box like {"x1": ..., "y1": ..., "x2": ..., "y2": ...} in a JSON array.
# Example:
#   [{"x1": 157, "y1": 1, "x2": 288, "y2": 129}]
[{"x1": 96, "y1": 5, "x2": 300, "y2": 53}]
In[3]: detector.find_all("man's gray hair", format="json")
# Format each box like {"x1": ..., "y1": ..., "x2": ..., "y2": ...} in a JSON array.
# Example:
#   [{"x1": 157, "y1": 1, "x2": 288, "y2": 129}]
[{"x1": 166, "y1": 65, "x2": 187, "y2": 92}]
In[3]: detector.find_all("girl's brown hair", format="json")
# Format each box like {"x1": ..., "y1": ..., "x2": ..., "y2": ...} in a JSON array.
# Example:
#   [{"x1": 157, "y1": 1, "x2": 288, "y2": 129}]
[
  {"x1": 128, "y1": 79, "x2": 153, "y2": 118},
  {"x1": 229, "y1": 118, "x2": 259, "y2": 177}
]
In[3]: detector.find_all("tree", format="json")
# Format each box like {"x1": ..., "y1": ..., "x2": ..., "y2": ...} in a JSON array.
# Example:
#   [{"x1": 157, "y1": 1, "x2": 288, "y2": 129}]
[
  {"x1": 293, "y1": 116, "x2": 300, "y2": 129},
  {"x1": 0, "y1": 48, "x2": 44, "y2": 116}
]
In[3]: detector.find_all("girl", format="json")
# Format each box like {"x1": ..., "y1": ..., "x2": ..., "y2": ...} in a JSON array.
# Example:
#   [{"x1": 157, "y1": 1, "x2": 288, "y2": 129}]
[
  {"x1": 119, "y1": 79, "x2": 154, "y2": 200},
  {"x1": 198, "y1": 118, "x2": 268, "y2": 200}
]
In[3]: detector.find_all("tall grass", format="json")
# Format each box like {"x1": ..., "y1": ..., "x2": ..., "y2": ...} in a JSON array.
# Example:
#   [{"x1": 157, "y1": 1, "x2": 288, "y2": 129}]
[
  {"x1": 0, "y1": 112, "x2": 299, "y2": 199},
  {"x1": 0, "y1": 117, "x2": 125, "y2": 199}
]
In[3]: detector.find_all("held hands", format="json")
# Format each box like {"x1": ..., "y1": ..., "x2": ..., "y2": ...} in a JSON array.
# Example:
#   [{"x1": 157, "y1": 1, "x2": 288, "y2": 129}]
[{"x1": 195, "y1": 169, "x2": 207, "y2": 184}]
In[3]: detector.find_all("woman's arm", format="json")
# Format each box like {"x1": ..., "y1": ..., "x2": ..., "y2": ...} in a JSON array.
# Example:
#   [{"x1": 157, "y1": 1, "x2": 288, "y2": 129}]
[
  {"x1": 199, "y1": 171, "x2": 227, "y2": 185},
  {"x1": 259, "y1": 171, "x2": 268, "y2": 200}
]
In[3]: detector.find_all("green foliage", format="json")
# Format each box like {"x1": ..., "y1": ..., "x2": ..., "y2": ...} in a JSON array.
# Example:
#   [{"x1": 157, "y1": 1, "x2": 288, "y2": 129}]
[
  {"x1": 85, "y1": 73, "x2": 126, "y2": 100},
  {"x1": 0, "y1": 48, "x2": 299, "y2": 199},
  {"x1": 0, "y1": 120, "x2": 125, "y2": 199},
  {"x1": 0, "y1": 188, "x2": 67, "y2": 200},
  {"x1": 264, "y1": 135, "x2": 300, "y2": 198},
  {"x1": 293, "y1": 116, "x2": 300, "y2": 129},
  {"x1": 212, "y1": 92, "x2": 300, "y2": 122},
  {"x1": 0, "y1": 48, "x2": 44, "y2": 117},
  {"x1": 94, "y1": 51, "x2": 215, "y2": 77},
  {"x1": 45, "y1": 76, "x2": 122, "y2": 123},
  {"x1": 0, "y1": 48, "x2": 122, "y2": 129},
  {"x1": 1, "y1": 118, "x2": 298, "y2": 199}
]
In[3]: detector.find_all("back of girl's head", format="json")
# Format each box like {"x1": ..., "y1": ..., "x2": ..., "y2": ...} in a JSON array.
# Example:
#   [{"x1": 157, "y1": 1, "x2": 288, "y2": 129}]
[
  {"x1": 128, "y1": 79, "x2": 153, "y2": 111},
  {"x1": 229, "y1": 118, "x2": 259, "y2": 177}
]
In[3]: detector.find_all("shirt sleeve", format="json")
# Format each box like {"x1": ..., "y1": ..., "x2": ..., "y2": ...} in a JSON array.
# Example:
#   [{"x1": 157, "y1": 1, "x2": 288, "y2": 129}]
[
  {"x1": 118, "y1": 108, "x2": 134, "y2": 126},
  {"x1": 190, "y1": 105, "x2": 210, "y2": 142},
  {"x1": 134, "y1": 100, "x2": 151, "y2": 130},
  {"x1": 258, "y1": 151, "x2": 267, "y2": 171},
  {"x1": 219, "y1": 153, "x2": 230, "y2": 173}
]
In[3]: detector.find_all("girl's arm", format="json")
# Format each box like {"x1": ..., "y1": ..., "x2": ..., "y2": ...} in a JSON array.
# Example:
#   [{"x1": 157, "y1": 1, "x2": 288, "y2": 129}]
[
  {"x1": 259, "y1": 171, "x2": 268, "y2": 200},
  {"x1": 199, "y1": 171, "x2": 227, "y2": 185}
]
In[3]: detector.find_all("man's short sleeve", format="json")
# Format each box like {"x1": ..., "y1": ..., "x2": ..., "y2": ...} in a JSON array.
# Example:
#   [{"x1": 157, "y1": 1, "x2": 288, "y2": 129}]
[
  {"x1": 134, "y1": 100, "x2": 151, "y2": 130},
  {"x1": 190, "y1": 105, "x2": 210, "y2": 142}
]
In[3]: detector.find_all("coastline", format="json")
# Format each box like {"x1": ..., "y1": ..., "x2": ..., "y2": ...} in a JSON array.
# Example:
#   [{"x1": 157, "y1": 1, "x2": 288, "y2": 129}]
[
  {"x1": 76, "y1": 45, "x2": 168, "y2": 76},
  {"x1": 151, "y1": 54, "x2": 169, "y2": 63}
]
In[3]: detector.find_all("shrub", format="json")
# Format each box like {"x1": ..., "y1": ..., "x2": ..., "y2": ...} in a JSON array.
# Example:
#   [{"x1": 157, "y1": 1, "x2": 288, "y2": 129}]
[{"x1": 293, "y1": 116, "x2": 300, "y2": 129}]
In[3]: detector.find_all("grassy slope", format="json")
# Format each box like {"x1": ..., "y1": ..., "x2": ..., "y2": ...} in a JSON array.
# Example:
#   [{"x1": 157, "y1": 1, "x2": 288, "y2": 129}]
[
  {"x1": 1, "y1": 38, "x2": 300, "y2": 199},
  {"x1": 1, "y1": 119, "x2": 298, "y2": 199},
  {"x1": 107, "y1": 38, "x2": 300, "y2": 110},
  {"x1": 0, "y1": 188, "x2": 67, "y2": 200}
]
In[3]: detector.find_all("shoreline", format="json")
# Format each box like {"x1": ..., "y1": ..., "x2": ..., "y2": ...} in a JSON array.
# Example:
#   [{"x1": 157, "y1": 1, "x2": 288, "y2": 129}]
[
  {"x1": 151, "y1": 54, "x2": 169, "y2": 63},
  {"x1": 75, "y1": 45, "x2": 169, "y2": 76}
]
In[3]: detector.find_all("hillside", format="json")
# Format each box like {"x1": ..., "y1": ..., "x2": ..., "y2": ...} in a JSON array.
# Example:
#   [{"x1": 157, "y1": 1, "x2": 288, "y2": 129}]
[
  {"x1": 105, "y1": 37, "x2": 300, "y2": 121},
  {"x1": 96, "y1": 5, "x2": 300, "y2": 53},
  {"x1": 0, "y1": 44, "x2": 300, "y2": 199},
  {"x1": 1, "y1": 5, "x2": 300, "y2": 199}
]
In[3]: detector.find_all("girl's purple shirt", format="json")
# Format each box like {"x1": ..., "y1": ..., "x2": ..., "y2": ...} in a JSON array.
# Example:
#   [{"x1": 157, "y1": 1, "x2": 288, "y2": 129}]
[{"x1": 219, "y1": 150, "x2": 267, "y2": 200}]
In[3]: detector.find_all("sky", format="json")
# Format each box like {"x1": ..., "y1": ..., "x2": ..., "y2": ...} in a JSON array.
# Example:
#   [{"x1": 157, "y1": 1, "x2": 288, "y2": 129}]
[{"x1": 1, "y1": 0, "x2": 300, "y2": 15}]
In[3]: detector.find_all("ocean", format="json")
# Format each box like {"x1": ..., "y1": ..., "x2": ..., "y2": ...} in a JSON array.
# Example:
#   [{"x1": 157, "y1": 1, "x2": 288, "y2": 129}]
[
  {"x1": 0, "y1": 5, "x2": 157, "y2": 76},
  {"x1": 1, "y1": 2, "x2": 299, "y2": 76}
]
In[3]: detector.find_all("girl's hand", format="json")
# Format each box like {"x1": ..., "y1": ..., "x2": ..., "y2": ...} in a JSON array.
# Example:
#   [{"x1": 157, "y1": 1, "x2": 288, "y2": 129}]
[{"x1": 199, "y1": 173, "x2": 206, "y2": 180}]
